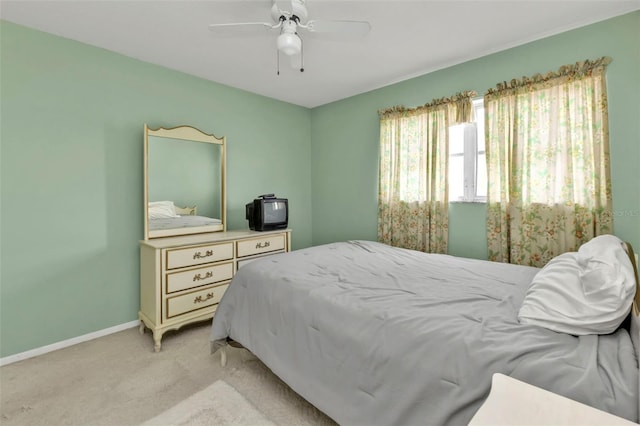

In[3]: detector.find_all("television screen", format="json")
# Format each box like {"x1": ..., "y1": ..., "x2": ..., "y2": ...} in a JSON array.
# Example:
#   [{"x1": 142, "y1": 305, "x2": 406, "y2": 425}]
[{"x1": 264, "y1": 200, "x2": 287, "y2": 224}]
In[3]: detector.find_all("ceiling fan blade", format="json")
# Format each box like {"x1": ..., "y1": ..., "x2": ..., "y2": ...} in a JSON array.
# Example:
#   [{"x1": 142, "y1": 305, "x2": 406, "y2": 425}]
[
  {"x1": 303, "y1": 20, "x2": 371, "y2": 36},
  {"x1": 208, "y1": 22, "x2": 278, "y2": 35}
]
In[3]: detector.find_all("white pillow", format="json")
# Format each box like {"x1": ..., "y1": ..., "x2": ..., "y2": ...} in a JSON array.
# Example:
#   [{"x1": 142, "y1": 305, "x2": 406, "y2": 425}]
[
  {"x1": 148, "y1": 201, "x2": 179, "y2": 219},
  {"x1": 518, "y1": 235, "x2": 636, "y2": 335}
]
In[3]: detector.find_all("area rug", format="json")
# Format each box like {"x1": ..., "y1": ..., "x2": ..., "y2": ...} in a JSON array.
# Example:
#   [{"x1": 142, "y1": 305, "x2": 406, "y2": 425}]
[{"x1": 142, "y1": 380, "x2": 276, "y2": 426}]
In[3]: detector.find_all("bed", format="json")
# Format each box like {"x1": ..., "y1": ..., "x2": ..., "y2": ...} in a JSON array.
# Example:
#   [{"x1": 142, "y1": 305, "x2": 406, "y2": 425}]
[{"x1": 210, "y1": 236, "x2": 639, "y2": 425}]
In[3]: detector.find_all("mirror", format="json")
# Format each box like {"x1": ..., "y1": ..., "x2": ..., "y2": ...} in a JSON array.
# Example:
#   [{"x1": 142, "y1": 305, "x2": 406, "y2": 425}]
[{"x1": 144, "y1": 124, "x2": 226, "y2": 239}]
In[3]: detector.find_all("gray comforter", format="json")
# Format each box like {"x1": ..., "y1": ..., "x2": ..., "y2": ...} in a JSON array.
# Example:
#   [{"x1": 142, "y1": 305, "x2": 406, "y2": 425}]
[{"x1": 210, "y1": 240, "x2": 639, "y2": 425}]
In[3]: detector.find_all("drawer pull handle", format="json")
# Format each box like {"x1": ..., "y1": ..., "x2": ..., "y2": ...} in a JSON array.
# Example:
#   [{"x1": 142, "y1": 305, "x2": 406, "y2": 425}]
[
  {"x1": 194, "y1": 292, "x2": 214, "y2": 304},
  {"x1": 193, "y1": 271, "x2": 214, "y2": 282},
  {"x1": 193, "y1": 250, "x2": 214, "y2": 260},
  {"x1": 256, "y1": 241, "x2": 270, "y2": 249}
]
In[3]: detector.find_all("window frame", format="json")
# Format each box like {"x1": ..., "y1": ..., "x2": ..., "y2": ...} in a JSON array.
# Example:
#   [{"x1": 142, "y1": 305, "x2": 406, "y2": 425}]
[{"x1": 449, "y1": 98, "x2": 486, "y2": 203}]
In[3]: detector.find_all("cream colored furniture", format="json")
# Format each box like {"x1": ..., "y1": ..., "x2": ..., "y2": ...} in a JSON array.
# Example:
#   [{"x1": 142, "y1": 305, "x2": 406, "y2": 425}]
[
  {"x1": 144, "y1": 124, "x2": 226, "y2": 239},
  {"x1": 469, "y1": 373, "x2": 637, "y2": 426},
  {"x1": 139, "y1": 229, "x2": 291, "y2": 352}
]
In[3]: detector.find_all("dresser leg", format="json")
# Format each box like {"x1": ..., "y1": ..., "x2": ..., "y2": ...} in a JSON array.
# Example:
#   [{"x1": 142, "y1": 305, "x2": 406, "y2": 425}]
[
  {"x1": 153, "y1": 331, "x2": 162, "y2": 352},
  {"x1": 138, "y1": 321, "x2": 145, "y2": 334},
  {"x1": 220, "y1": 346, "x2": 227, "y2": 367}
]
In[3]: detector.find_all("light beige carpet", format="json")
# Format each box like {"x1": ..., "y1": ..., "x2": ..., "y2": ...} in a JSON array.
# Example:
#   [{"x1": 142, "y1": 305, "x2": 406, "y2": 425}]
[
  {"x1": 142, "y1": 380, "x2": 275, "y2": 426},
  {"x1": 0, "y1": 323, "x2": 336, "y2": 426}
]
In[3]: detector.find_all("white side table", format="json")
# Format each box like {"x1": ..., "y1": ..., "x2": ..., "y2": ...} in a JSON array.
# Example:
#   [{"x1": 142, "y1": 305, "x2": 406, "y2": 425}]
[{"x1": 469, "y1": 373, "x2": 637, "y2": 426}]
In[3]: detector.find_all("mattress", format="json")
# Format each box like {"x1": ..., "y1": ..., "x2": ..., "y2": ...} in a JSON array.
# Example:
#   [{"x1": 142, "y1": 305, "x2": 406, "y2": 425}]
[{"x1": 210, "y1": 240, "x2": 639, "y2": 425}]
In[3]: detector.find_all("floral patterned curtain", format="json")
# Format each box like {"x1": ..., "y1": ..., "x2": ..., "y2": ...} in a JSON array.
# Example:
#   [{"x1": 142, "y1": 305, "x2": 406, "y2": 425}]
[
  {"x1": 378, "y1": 91, "x2": 476, "y2": 253},
  {"x1": 485, "y1": 57, "x2": 613, "y2": 267}
]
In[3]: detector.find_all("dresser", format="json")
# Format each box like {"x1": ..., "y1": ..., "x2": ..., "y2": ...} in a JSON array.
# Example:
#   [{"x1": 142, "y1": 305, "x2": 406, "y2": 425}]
[{"x1": 139, "y1": 229, "x2": 291, "y2": 352}]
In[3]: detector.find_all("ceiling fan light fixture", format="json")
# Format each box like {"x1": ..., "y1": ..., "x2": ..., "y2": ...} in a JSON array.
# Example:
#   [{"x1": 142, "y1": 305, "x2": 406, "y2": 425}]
[{"x1": 277, "y1": 32, "x2": 301, "y2": 55}]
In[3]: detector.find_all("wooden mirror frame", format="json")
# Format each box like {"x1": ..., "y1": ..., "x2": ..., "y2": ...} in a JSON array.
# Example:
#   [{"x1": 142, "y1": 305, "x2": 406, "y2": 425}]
[{"x1": 144, "y1": 124, "x2": 226, "y2": 240}]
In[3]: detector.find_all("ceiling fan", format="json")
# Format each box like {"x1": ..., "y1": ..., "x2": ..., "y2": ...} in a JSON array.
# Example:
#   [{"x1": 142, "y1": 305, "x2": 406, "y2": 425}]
[{"x1": 208, "y1": 0, "x2": 371, "y2": 73}]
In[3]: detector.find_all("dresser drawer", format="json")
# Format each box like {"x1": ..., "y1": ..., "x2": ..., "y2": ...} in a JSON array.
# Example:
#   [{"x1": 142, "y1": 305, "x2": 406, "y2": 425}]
[
  {"x1": 166, "y1": 262, "x2": 233, "y2": 294},
  {"x1": 236, "y1": 234, "x2": 286, "y2": 258},
  {"x1": 166, "y1": 242, "x2": 233, "y2": 269},
  {"x1": 166, "y1": 283, "x2": 229, "y2": 319},
  {"x1": 237, "y1": 251, "x2": 285, "y2": 269}
]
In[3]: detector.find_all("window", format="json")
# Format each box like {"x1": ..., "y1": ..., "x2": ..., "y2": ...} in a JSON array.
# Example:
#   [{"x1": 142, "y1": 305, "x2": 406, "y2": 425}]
[
  {"x1": 378, "y1": 91, "x2": 476, "y2": 254},
  {"x1": 448, "y1": 99, "x2": 486, "y2": 202},
  {"x1": 484, "y1": 57, "x2": 612, "y2": 266}
]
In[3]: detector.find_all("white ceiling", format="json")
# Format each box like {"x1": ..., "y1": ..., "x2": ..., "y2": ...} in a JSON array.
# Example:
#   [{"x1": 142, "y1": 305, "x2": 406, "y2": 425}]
[{"x1": 1, "y1": 0, "x2": 639, "y2": 108}]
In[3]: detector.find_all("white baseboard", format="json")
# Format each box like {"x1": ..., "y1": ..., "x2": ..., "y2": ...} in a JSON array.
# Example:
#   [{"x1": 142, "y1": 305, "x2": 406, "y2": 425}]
[{"x1": 0, "y1": 320, "x2": 140, "y2": 367}]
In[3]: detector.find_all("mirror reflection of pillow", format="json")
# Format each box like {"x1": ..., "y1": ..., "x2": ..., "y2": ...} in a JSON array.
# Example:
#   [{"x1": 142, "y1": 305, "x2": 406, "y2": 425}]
[
  {"x1": 518, "y1": 234, "x2": 635, "y2": 335},
  {"x1": 148, "y1": 201, "x2": 179, "y2": 219}
]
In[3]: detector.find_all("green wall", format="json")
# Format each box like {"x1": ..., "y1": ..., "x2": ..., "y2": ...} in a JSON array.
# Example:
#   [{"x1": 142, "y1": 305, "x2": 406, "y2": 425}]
[
  {"x1": 2, "y1": 12, "x2": 639, "y2": 358},
  {"x1": 311, "y1": 11, "x2": 640, "y2": 260},
  {"x1": 0, "y1": 21, "x2": 312, "y2": 358}
]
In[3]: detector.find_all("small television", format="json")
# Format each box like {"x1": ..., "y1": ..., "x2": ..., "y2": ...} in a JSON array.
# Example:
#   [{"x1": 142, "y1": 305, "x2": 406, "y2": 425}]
[{"x1": 246, "y1": 194, "x2": 288, "y2": 231}]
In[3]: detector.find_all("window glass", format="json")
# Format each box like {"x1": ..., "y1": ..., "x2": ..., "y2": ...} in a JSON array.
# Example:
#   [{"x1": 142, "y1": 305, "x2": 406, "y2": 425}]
[{"x1": 448, "y1": 99, "x2": 486, "y2": 202}]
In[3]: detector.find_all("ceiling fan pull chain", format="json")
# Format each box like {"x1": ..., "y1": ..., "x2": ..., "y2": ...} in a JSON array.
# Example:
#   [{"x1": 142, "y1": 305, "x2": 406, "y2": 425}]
[
  {"x1": 300, "y1": 35, "x2": 304, "y2": 72},
  {"x1": 277, "y1": 49, "x2": 281, "y2": 75}
]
